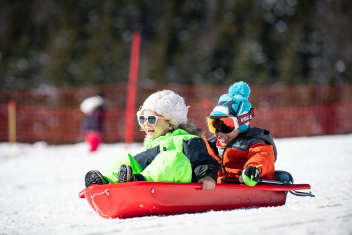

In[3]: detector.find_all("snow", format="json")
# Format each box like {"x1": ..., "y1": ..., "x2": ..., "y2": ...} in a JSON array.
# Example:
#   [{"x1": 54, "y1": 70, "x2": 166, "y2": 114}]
[{"x1": 1, "y1": 134, "x2": 352, "y2": 235}]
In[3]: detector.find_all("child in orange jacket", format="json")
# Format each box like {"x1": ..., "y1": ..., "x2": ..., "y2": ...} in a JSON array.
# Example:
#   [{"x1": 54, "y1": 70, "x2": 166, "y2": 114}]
[{"x1": 205, "y1": 81, "x2": 276, "y2": 186}]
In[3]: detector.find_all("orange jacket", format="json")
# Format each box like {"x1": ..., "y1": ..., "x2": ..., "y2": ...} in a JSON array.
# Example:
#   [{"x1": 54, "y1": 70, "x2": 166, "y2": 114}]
[{"x1": 204, "y1": 127, "x2": 276, "y2": 184}]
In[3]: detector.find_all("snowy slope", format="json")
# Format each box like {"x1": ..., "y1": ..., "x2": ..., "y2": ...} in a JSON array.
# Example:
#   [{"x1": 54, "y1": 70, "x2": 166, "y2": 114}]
[{"x1": 1, "y1": 134, "x2": 352, "y2": 235}]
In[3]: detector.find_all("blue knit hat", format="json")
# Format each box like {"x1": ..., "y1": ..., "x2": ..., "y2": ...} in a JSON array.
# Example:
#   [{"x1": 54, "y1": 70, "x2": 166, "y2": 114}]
[{"x1": 210, "y1": 81, "x2": 252, "y2": 131}]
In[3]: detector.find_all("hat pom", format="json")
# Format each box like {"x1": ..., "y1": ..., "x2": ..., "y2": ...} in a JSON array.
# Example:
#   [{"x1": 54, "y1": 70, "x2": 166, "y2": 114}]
[{"x1": 228, "y1": 81, "x2": 250, "y2": 100}]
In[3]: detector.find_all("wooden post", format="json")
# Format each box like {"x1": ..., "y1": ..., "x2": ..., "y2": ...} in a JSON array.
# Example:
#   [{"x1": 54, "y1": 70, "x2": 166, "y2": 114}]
[{"x1": 8, "y1": 101, "x2": 16, "y2": 143}]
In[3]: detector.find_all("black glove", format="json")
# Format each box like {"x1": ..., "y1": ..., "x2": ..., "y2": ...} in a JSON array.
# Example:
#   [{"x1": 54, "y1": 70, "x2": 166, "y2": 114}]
[{"x1": 241, "y1": 166, "x2": 260, "y2": 186}]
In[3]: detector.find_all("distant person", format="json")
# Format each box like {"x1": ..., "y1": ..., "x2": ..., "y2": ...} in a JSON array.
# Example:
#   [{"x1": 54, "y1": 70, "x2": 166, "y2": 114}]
[
  {"x1": 84, "y1": 90, "x2": 218, "y2": 190},
  {"x1": 204, "y1": 81, "x2": 276, "y2": 186},
  {"x1": 80, "y1": 93, "x2": 105, "y2": 152}
]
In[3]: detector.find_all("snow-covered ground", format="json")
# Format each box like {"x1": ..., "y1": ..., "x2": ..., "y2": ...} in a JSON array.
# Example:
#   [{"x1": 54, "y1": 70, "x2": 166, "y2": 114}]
[{"x1": 1, "y1": 134, "x2": 352, "y2": 235}]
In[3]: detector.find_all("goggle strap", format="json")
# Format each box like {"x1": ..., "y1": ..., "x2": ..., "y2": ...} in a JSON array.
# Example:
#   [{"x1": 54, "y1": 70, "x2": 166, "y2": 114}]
[{"x1": 237, "y1": 108, "x2": 254, "y2": 125}]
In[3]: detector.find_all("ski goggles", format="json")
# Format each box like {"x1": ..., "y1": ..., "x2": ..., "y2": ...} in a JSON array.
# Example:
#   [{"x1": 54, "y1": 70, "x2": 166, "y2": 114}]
[
  {"x1": 207, "y1": 108, "x2": 254, "y2": 134},
  {"x1": 207, "y1": 116, "x2": 238, "y2": 134},
  {"x1": 137, "y1": 115, "x2": 166, "y2": 126}
]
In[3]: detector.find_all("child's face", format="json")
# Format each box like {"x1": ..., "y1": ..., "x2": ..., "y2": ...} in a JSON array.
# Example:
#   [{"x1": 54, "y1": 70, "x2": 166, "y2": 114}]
[
  {"x1": 139, "y1": 110, "x2": 172, "y2": 139},
  {"x1": 215, "y1": 129, "x2": 241, "y2": 146}
]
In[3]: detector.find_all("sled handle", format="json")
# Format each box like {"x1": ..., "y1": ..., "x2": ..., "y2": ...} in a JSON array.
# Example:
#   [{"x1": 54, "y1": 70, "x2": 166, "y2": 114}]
[{"x1": 259, "y1": 179, "x2": 315, "y2": 197}]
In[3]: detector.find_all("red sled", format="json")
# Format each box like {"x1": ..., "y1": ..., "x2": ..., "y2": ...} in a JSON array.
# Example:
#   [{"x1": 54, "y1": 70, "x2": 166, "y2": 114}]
[{"x1": 79, "y1": 181, "x2": 313, "y2": 219}]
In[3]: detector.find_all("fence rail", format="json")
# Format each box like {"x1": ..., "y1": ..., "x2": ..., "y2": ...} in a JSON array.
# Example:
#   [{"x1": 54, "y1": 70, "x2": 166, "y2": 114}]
[{"x1": 1, "y1": 83, "x2": 351, "y2": 143}]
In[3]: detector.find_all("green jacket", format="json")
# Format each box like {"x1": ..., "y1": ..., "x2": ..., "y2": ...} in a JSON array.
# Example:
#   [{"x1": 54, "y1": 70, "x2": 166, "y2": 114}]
[{"x1": 103, "y1": 129, "x2": 198, "y2": 183}]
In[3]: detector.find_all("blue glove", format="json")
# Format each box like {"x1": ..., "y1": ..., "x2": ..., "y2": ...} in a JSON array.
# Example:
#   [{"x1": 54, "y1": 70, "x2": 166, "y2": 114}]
[{"x1": 241, "y1": 166, "x2": 260, "y2": 186}]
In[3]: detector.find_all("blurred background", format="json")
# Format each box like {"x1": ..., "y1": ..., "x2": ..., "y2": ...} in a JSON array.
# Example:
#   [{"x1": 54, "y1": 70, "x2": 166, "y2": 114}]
[{"x1": 0, "y1": 0, "x2": 351, "y2": 144}]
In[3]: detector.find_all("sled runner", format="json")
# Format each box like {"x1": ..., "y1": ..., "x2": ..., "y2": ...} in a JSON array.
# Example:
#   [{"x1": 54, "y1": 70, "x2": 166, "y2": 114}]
[{"x1": 79, "y1": 181, "x2": 313, "y2": 219}]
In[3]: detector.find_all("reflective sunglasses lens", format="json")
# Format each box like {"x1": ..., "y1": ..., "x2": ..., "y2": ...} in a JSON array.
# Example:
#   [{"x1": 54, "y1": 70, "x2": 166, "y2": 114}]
[
  {"x1": 147, "y1": 116, "x2": 157, "y2": 125},
  {"x1": 138, "y1": 115, "x2": 146, "y2": 125}
]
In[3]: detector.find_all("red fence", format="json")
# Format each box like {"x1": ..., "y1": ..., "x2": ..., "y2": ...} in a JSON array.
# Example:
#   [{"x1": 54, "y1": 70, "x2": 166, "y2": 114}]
[{"x1": 0, "y1": 83, "x2": 352, "y2": 143}]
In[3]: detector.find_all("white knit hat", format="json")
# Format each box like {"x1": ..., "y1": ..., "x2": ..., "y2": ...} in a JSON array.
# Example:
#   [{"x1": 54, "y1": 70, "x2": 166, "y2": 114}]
[
  {"x1": 137, "y1": 90, "x2": 189, "y2": 127},
  {"x1": 80, "y1": 96, "x2": 104, "y2": 114}
]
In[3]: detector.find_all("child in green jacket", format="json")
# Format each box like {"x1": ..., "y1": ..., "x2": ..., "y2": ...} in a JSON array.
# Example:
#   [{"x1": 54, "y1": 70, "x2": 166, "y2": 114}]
[{"x1": 85, "y1": 90, "x2": 219, "y2": 190}]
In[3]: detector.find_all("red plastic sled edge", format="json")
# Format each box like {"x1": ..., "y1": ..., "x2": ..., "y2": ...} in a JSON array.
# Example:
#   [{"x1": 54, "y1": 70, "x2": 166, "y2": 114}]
[{"x1": 79, "y1": 182, "x2": 311, "y2": 219}]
